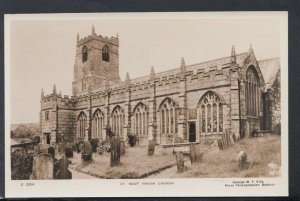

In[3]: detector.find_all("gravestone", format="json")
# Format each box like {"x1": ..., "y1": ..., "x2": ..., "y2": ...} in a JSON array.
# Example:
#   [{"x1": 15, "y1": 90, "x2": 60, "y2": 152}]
[
  {"x1": 48, "y1": 146, "x2": 55, "y2": 160},
  {"x1": 147, "y1": 140, "x2": 156, "y2": 156},
  {"x1": 58, "y1": 143, "x2": 66, "y2": 154},
  {"x1": 245, "y1": 121, "x2": 250, "y2": 138},
  {"x1": 190, "y1": 144, "x2": 201, "y2": 163},
  {"x1": 65, "y1": 143, "x2": 74, "y2": 158},
  {"x1": 120, "y1": 140, "x2": 125, "y2": 156},
  {"x1": 176, "y1": 152, "x2": 184, "y2": 172},
  {"x1": 55, "y1": 155, "x2": 72, "y2": 179},
  {"x1": 238, "y1": 151, "x2": 247, "y2": 170},
  {"x1": 110, "y1": 136, "x2": 121, "y2": 167},
  {"x1": 31, "y1": 153, "x2": 53, "y2": 180},
  {"x1": 34, "y1": 145, "x2": 40, "y2": 155},
  {"x1": 81, "y1": 141, "x2": 93, "y2": 161},
  {"x1": 232, "y1": 133, "x2": 237, "y2": 142},
  {"x1": 34, "y1": 136, "x2": 41, "y2": 143},
  {"x1": 217, "y1": 139, "x2": 224, "y2": 150}
]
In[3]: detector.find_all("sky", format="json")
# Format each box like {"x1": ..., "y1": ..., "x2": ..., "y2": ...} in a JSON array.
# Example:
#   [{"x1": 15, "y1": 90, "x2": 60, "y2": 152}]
[{"x1": 7, "y1": 12, "x2": 284, "y2": 124}]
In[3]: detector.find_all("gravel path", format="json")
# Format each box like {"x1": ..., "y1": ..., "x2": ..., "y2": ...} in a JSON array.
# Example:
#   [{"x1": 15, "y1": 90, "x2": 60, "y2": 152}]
[{"x1": 70, "y1": 169, "x2": 98, "y2": 179}]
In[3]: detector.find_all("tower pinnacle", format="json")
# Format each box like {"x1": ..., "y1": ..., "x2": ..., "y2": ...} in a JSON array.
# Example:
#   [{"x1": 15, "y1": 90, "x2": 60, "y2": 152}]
[
  {"x1": 150, "y1": 66, "x2": 155, "y2": 80},
  {"x1": 231, "y1": 45, "x2": 236, "y2": 64},
  {"x1": 53, "y1": 84, "x2": 57, "y2": 96},
  {"x1": 126, "y1": 72, "x2": 130, "y2": 82},
  {"x1": 92, "y1": 25, "x2": 95, "y2": 35},
  {"x1": 41, "y1": 88, "x2": 44, "y2": 99},
  {"x1": 180, "y1": 57, "x2": 186, "y2": 74}
]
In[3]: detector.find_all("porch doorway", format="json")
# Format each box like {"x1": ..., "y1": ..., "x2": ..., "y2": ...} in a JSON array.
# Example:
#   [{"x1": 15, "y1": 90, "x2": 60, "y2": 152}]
[
  {"x1": 188, "y1": 122, "x2": 196, "y2": 142},
  {"x1": 44, "y1": 133, "x2": 51, "y2": 144}
]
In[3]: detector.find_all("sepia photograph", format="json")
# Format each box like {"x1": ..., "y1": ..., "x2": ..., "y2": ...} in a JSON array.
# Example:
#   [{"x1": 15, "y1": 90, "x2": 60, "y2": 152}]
[{"x1": 5, "y1": 12, "x2": 288, "y2": 197}]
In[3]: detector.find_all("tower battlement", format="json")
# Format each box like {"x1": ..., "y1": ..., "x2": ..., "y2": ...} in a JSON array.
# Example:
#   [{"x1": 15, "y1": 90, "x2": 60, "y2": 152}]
[{"x1": 77, "y1": 34, "x2": 119, "y2": 46}]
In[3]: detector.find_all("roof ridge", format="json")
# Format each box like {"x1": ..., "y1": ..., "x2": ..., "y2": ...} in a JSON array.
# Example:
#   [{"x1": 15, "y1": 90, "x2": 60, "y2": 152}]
[{"x1": 188, "y1": 52, "x2": 248, "y2": 68}]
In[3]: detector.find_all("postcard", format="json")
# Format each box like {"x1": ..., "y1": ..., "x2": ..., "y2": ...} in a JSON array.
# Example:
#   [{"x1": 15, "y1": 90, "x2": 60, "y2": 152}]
[{"x1": 5, "y1": 12, "x2": 288, "y2": 197}]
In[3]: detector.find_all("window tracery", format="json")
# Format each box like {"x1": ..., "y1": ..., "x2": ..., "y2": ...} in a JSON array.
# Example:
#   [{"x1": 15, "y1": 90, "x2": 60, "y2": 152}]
[
  {"x1": 77, "y1": 112, "x2": 87, "y2": 138},
  {"x1": 132, "y1": 103, "x2": 149, "y2": 136},
  {"x1": 92, "y1": 109, "x2": 104, "y2": 138},
  {"x1": 245, "y1": 67, "x2": 259, "y2": 116},
  {"x1": 199, "y1": 91, "x2": 224, "y2": 133},
  {"x1": 159, "y1": 98, "x2": 177, "y2": 135},
  {"x1": 111, "y1": 106, "x2": 124, "y2": 136}
]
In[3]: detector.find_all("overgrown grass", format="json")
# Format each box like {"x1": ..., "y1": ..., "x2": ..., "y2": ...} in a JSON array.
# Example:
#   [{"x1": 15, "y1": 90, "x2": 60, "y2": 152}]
[
  {"x1": 176, "y1": 135, "x2": 281, "y2": 178},
  {"x1": 69, "y1": 146, "x2": 176, "y2": 179}
]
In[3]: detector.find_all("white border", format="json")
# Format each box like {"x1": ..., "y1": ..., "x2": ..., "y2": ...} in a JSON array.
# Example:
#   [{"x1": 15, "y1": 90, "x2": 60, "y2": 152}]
[{"x1": 5, "y1": 12, "x2": 288, "y2": 198}]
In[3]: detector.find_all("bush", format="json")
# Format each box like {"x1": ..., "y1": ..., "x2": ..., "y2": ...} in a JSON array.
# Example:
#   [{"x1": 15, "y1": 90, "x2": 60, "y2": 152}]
[
  {"x1": 96, "y1": 142, "x2": 111, "y2": 154},
  {"x1": 127, "y1": 134, "x2": 137, "y2": 147},
  {"x1": 90, "y1": 138, "x2": 100, "y2": 153}
]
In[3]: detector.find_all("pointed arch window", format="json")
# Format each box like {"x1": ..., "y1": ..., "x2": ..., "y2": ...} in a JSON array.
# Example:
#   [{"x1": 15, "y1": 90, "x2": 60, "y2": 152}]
[
  {"x1": 199, "y1": 91, "x2": 224, "y2": 133},
  {"x1": 132, "y1": 103, "x2": 149, "y2": 136},
  {"x1": 92, "y1": 109, "x2": 104, "y2": 138},
  {"x1": 82, "y1": 46, "x2": 88, "y2": 62},
  {"x1": 111, "y1": 106, "x2": 124, "y2": 136},
  {"x1": 159, "y1": 98, "x2": 177, "y2": 135},
  {"x1": 245, "y1": 67, "x2": 259, "y2": 116},
  {"x1": 102, "y1": 45, "x2": 110, "y2": 62},
  {"x1": 77, "y1": 112, "x2": 87, "y2": 138}
]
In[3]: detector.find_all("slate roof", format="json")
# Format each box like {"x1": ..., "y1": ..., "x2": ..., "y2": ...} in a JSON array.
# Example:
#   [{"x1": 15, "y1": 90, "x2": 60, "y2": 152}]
[{"x1": 258, "y1": 58, "x2": 280, "y2": 89}]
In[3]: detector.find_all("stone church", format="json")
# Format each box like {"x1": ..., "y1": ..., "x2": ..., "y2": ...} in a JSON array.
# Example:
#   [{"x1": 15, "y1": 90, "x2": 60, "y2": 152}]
[{"x1": 40, "y1": 27, "x2": 281, "y2": 146}]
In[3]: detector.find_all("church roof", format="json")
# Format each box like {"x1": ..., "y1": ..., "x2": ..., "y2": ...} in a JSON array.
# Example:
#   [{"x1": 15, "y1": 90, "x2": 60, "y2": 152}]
[
  {"x1": 258, "y1": 58, "x2": 280, "y2": 89},
  {"x1": 187, "y1": 52, "x2": 248, "y2": 72}
]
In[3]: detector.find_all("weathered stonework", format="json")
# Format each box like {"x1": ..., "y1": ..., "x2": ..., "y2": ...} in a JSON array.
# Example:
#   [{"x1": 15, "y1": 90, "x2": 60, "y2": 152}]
[{"x1": 40, "y1": 30, "x2": 281, "y2": 146}]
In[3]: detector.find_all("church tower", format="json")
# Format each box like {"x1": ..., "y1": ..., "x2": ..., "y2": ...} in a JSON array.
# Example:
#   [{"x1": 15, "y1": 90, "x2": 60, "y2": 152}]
[{"x1": 72, "y1": 26, "x2": 120, "y2": 96}]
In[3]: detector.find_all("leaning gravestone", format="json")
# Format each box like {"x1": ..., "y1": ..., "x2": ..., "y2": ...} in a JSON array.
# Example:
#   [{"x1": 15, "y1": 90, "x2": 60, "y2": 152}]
[
  {"x1": 55, "y1": 155, "x2": 72, "y2": 179},
  {"x1": 176, "y1": 151, "x2": 184, "y2": 172},
  {"x1": 147, "y1": 140, "x2": 156, "y2": 156},
  {"x1": 120, "y1": 140, "x2": 125, "y2": 156},
  {"x1": 190, "y1": 144, "x2": 201, "y2": 164},
  {"x1": 81, "y1": 141, "x2": 93, "y2": 161},
  {"x1": 31, "y1": 153, "x2": 54, "y2": 180},
  {"x1": 110, "y1": 136, "x2": 121, "y2": 167}
]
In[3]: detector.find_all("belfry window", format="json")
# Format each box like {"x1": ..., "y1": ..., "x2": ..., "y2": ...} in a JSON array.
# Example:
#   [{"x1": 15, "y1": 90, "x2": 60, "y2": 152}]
[
  {"x1": 132, "y1": 103, "x2": 149, "y2": 136},
  {"x1": 45, "y1": 111, "x2": 49, "y2": 121},
  {"x1": 199, "y1": 91, "x2": 224, "y2": 133},
  {"x1": 245, "y1": 67, "x2": 259, "y2": 116},
  {"x1": 102, "y1": 45, "x2": 110, "y2": 62},
  {"x1": 77, "y1": 112, "x2": 87, "y2": 138},
  {"x1": 159, "y1": 98, "x2": 177, "y2": 135},
  {"x1": 111, "y1": 106, "x2": 124, "y2": 136},
  {"x1": 82, "y1": 46, "x2": 88, "y2": 62},
  {"x1": 92, "y1": 109, "x2": 104, "y2": 138}
]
